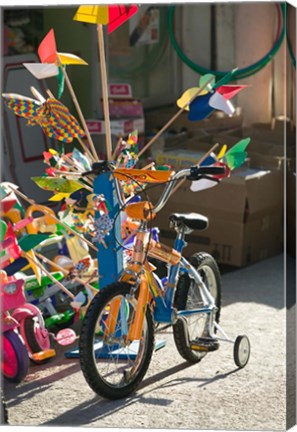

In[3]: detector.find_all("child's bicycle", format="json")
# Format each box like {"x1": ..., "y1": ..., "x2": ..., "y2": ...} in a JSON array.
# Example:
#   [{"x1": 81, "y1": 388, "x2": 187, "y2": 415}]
[{"x1": 79, "y1": 162, "x2": 251, "y2": 400}]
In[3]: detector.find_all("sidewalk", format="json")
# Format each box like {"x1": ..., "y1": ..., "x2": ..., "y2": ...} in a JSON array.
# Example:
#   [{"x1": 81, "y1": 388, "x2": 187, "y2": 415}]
[{"x1": 3, "y1": 253, "x2": 295, "y2": 430}]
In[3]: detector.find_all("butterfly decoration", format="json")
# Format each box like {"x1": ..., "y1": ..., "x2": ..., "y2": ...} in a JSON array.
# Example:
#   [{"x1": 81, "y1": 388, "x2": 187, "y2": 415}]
[{"x1": 2, "y1": 92, "x2": 85, "y2": 143}]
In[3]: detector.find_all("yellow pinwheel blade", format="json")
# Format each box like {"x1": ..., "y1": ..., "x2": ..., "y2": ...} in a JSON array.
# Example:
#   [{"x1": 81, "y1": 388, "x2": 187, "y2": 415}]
[
  {"x1": 49, "y1": 193, "x2": 70, "y2": 202},
  {"x1": 218, "y1": 144, "x2": 228, "y2": 160},
  {"x1": 73, "y1": 5, "x2": 108, "y2": 25},
  {"x1": 57, "y1": 52, "x2": 88, "y2": 66},
  {"x1": 177, "y1": 87, "x2": 209, "y2": 111}
]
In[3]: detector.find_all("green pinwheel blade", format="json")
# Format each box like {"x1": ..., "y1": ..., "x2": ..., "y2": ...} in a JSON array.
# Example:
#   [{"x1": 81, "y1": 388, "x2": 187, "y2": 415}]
[
  {"x1": 24, "y1": 271, "x2": 64, "y2": 289},
  {"x1": 225, "y1": 137, "x2": 251, "y2": 156},
  {"x1": 31, "y1": 176, "x2": 84, "y2": 193},
  {"x1": 199, "y1": 73, "x2": 216, "y2": 90},
  {"x1": 18, "y1": 234, "x2": 52, "y2": 252},
  {"x1": 223, "y1": 138, "x2": 251, "y2": 169},
  {"x1": 225, "y1": 151, "x2": 248, "y2": 170},
  {"x1": 0, "y1": 184, "x2": 9, "y2": 200}
]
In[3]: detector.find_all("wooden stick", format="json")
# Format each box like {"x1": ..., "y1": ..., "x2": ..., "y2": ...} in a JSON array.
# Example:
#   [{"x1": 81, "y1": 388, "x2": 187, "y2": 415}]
[
  {"x1": 97, "y1": 24, "x2": 112, "y2": 162},
  {"x1": 112, "y1": 136, "x2": 123, "y2": 160},
  {"x1": 142, "y1": 162, "x2": 156, "y2": 170},
  {"x1": 170, "y1": 143, "x2": 220, "y2": 197},
  {"x1": 77, "y1": 137, "x2": 96, "y2": 163},
  {"x1": 9, "y1": 187, "x2": 98, "y2": 252},
  {"x1": 34, "y1": 252, "x2": 98, "y2": 296},
  {"x1": 138, "y1": 76, "x2": 215, "y2": 158},
  {"x1": 22, "y1": 251, "x2": 75, "y2": 300},
  {"x1": 57, "y1": 58, "x2": 99, "y2": 162},
  {"x1": 60, "y1": 156, "x2": 94, "y2": 187}
]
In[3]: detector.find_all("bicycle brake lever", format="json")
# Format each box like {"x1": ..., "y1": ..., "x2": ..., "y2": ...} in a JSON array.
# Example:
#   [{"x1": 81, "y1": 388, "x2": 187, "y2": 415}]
[{"x1": 82, "y1": 161, "x2": 114, "y2": 177}]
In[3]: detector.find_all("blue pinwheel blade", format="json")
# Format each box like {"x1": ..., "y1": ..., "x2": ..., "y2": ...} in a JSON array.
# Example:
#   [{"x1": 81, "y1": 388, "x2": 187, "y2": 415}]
[{"x1": 188, "y1": 92, "x2": 214, "y2": 121}]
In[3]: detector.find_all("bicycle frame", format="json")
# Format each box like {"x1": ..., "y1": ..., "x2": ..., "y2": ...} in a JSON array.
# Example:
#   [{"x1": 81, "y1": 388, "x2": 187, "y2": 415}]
[
  {"x1": 100, "y1": 166, "x2": 229, "y2": 346},
  {"x1": 105, "y1": 218, "x2": 218, "y2": 344}
]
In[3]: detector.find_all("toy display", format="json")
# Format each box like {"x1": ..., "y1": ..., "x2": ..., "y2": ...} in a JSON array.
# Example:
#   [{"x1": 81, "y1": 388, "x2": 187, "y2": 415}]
[{"x1": 1, "y1": 3, "x2": 251, "y2": 398}]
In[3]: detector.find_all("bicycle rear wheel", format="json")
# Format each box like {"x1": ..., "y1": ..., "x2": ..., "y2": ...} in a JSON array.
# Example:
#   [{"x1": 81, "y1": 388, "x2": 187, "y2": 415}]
[
  {"x1": 173, "y1": 252, "x2": 221, "y2": 363},
  {"x1": 79, "y1": 282, "x2": 155, "y2": 400}
]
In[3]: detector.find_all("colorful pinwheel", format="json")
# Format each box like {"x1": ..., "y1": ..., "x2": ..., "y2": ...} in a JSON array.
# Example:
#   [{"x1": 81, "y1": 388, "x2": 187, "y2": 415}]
[
  {"x1": 177, "y1": 72, "x2": 249, "y2": 121},
  {"x1": 73, "y1": 5, "x2": 138, "y2": 34},
  {"x1": 191, "y1": 137, "x2": 251, "y2": 192},
  {"x1": 23, "y1": 28, "x2": 88, "y2": 98}
]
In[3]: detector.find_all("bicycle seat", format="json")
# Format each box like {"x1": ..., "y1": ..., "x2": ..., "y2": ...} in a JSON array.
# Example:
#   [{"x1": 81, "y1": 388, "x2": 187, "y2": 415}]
[{"x1": 169, "y1": 213, "x2": 208, "y2": 232}]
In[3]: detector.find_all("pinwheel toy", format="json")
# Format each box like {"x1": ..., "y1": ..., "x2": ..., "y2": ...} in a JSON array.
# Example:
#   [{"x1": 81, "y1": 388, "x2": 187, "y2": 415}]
[
  {"x1": 23, "y1": 28, "x2": 98, "y2": 160},
  {"x1": 190, "y1": 137, "x2": 251, "y2": 192},
  {"x1": 177, "y1": 72, "x2": 249, "y2": 121},
  {"x1": 23, "y1": 28, "x2": 87, "y2": 98}
]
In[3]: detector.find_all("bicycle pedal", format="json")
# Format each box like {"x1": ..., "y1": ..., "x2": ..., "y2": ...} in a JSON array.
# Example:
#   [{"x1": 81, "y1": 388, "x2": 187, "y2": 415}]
[
  {"x1": 190, "y1": 337, "x2": 219, "y2": 352},
  {"x1": 32, "y1": 349, "x2": 56, "y2": 361}
]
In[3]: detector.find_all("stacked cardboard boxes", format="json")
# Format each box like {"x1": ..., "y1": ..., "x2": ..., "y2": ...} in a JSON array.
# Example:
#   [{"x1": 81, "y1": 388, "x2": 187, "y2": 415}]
[
  {"x1": 87, "y1": 84, "x2": 145, "y2": 158},
  {"x1": 149, "y1": 167, "x2": 283, "y2": 267},
  {"x1": 145, "y1": 117, "x2": 291, "y2": 267}
]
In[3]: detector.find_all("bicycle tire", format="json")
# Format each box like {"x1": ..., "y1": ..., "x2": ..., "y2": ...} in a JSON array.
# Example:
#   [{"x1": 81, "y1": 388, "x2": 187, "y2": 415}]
[
  {"x1": 22, "y1": 317, "x2": 51, "y2": 364},
  {"x1": 79, "y1": 281, "x2": 155, "y2": 399},
  {"x1": 2, "y1": 331, "x2": 30, "y2": 383},
  {"x1": 173, "y1": 252, "x2": 221, "y2": 363}
]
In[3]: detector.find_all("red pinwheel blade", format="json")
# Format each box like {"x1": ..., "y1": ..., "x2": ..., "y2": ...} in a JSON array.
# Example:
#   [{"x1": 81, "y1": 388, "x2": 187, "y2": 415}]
[
  {"x1": 108, "y1": 5, "x2": 138, "y2": 34},
  {"x1": 216, "y1": 85, "x2": 249, "y2": 100},
  {"x1": 38, "y1": 28, "x2": 57, "y2": 63}
]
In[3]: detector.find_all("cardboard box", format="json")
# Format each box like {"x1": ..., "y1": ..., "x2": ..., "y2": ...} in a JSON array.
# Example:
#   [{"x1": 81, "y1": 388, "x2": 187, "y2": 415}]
[
  {"x1": 154, "y1": 211, "x2": 283, "y2": 267},
  {"x1": 144, "y1": 106, "x2": 243, "y2": 136},
  {"x1": 107, "y1": 98, "x2": 144, "y2": 119},
  {"x1": 148, "y1": 167, "x2": 283, "y2": 267}
]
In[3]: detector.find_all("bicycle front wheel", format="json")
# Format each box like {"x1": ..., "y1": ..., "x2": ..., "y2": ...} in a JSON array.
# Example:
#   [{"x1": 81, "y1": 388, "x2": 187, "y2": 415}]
[
  {"x1": 173, "y1": 252, "x2": 221, "y2": 363},
  {"x1": 79, "y1": 282, "x2": 155, "y2": 400}
]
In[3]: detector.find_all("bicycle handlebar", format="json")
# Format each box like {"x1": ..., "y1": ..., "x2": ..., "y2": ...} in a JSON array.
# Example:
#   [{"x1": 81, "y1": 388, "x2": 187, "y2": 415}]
[
  {"x1": 82, "y1": 162, "x2": 226, "y2": 215},
  {"x1": 152, "y1": 165, "x2": 225, "y2": 214}
]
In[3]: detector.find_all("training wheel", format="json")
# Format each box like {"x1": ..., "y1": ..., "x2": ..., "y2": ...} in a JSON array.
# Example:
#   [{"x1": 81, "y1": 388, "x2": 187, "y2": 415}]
[{"x1": 233, "y1": 335, "x2": 250, "y2": 368}]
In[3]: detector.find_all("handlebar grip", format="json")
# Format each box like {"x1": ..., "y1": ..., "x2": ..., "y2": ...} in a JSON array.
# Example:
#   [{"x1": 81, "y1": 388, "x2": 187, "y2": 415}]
[
  {"x1": 187, "y1": 165, "x2": 226, "y2": 180},
  {"x1": 197, "y1": 166, "x2": 226, "y2": 175}
]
